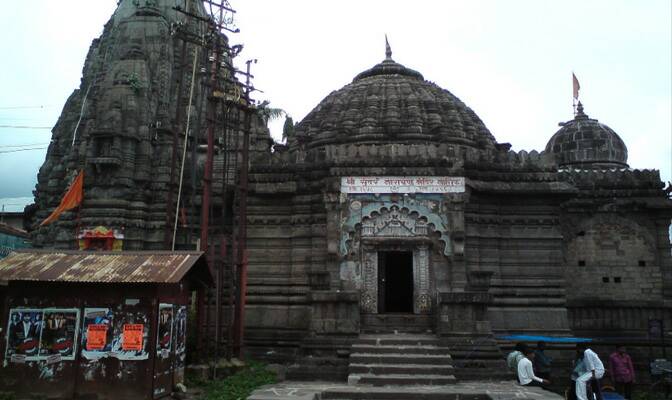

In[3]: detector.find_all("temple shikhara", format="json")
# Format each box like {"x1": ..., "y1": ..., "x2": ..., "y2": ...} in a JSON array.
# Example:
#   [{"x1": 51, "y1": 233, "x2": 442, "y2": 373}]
[{"x1": 1, "y1": 1, "x2": 670, "y2": 399}]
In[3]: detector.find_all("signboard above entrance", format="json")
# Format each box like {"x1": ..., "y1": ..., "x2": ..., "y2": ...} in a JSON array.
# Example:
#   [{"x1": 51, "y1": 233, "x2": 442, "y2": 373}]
[{"x1": 341, "y1": 177, "x2": 465, "y2": 194}]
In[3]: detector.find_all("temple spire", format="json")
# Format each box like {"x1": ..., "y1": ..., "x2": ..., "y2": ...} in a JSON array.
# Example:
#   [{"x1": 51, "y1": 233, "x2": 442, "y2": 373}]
[{"x1": 385, "y1": 35, "x2": 392, "y2": 60}]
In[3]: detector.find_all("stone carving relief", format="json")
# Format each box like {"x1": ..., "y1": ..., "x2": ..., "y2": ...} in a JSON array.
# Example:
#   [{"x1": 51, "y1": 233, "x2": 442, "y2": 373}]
[
  {"x1": 340, "y1": 200, "x2": 452, "y2": 256},
  {"x1": 413, "y1": 245, "x2": 431, "y2": 313},
  {"x1": 361, "y1": 205, "x2": 428, "y2": 238},
  {"x1": 360, "y1": 251, "x2": 378, "y2": 313},
  {"x1": 358, "y1": 206, "x2": 434, "y2": 314}
]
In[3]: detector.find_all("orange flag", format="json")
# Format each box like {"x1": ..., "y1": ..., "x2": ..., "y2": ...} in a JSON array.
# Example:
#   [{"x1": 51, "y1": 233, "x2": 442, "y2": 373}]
[
  {"x1": 572, "y1": 72, "x2": 580, "y2": 100},
  {"x1": 40, "y1": 170, "x2": 84, "y2": 226}
]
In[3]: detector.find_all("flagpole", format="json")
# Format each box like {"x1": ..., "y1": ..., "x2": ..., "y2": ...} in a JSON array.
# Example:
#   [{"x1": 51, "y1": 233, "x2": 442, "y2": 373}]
[{"x1": 572, "y1": 72, "x2": 577, "y2": 116}]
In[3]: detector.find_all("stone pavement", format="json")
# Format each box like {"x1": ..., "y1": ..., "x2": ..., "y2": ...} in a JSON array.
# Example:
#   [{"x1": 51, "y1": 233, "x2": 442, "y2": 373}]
[{"x1": 247, "y1": 381, "x2": 565, "y2": 400}]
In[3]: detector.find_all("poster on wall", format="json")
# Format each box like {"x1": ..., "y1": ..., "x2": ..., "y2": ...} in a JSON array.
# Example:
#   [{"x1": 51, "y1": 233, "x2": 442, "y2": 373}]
[
  {"x1": 39, "y1": 309, "x2": 79, "y2": 360},
  {"x1": 5, "y1": 308, "x2": 80, "y2": 362},
  {"x1": 5, "y1": 309, "x2": 43, "y2": 361},
  {"x1": 81, "y1": 308, "x2": 114, "y2": 360},
  {"x1": 157, "y1": 304, "x2": 174, "y2": 359},
  {"x1": 173, "y1": 306, "x2": 187, "y2": 369},
  {"x1": 122, "y1": 324, "x2": 144, "y2": 351},
  {"x1": 115, "y1": 311, "x2": 149, "y2": 360}
]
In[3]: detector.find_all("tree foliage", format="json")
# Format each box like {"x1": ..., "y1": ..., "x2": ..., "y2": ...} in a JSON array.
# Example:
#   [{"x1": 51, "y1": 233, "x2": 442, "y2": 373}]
[
  {"x1": 282, "y1": 116, "x2": 295, "y2": 142},
  {"x1": 256, "y1": 101, "x2": 286, "y2": 125}
]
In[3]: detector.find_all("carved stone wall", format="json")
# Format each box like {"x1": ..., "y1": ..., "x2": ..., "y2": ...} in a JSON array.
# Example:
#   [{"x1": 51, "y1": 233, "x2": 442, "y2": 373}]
[
  {"x1": 564, "y1": 216, "x2": 662, "y2": 302},
  {"x1": 30, "y1": 0, "x2": 272, "y2": 251}
]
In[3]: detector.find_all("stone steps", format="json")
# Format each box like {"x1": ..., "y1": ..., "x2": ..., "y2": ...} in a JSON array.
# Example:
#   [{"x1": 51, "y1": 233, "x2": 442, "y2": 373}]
[
  {"x1": 491, "y1": 297, "x2": 566, "y2": 306},
  {"x1": 361, "y1": 314, "x2": 434, "y2": 333},
  {"x1": 349, "y1": 353, "x2": 454, "y2": 365},
  {"x1": 490, "y1": 277, "x2": 565, "y2": 287},
  {"x1": 349, "y1": 363, "x2": 454, "y2": 375},
  {"x1": 356, "y1": 373, "x2": 457, "y2": 386},
  {"x1": 321, "y1": 387, "x2": 489, "y2": 400},
  {"x1": 357, "y1": 334, "x2": 440, "y2": 346},
  {"x1": 347, "y1": 333, "x2": 456, "y2": 387},
  {"x1": 352, "y1": 344, "x2": 452, "y2": 355},
  {"x1": 438, "y1": 338, "x2": 513, "y2": 381},
  {"x1": 489, "y1": 287, "x2": 566, "y2": 296}
]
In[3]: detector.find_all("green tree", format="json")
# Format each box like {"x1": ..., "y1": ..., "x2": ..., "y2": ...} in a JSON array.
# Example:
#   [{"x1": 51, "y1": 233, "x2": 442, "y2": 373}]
[
  {"x1": 256, "y1": 101, "x2": 285, "y2": 125},
  {"x1": 282, "y1": 116, "x2": 295, "y2": 142}
]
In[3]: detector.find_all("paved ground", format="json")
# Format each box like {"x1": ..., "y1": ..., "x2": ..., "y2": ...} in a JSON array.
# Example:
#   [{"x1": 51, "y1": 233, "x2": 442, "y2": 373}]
[{"x1": 247, "y1": 381, "x2": 565, "y2": 400}]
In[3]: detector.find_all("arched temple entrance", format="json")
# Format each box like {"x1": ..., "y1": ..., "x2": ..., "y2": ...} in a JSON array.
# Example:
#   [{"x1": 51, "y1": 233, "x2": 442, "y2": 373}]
[{"x1": 348, "y1": 204, "x2": 450, "y2": 316}]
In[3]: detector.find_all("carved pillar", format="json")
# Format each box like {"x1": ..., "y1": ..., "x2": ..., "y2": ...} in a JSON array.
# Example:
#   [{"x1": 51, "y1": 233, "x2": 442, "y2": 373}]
[
  {"x1": 361, "y1": 248, "x2": 378, "y2": 313},
  {"x1": 413, "y1": 245, "x2": 431, "y2": 313}
]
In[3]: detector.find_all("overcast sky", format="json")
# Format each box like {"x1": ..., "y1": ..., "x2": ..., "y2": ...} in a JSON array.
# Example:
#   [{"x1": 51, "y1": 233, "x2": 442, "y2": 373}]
[{"x1": 0, "y1": 0, "x2": 670, "y2": 203}]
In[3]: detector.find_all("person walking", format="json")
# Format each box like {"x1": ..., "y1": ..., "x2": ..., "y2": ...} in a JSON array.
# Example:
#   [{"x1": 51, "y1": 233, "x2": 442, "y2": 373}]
[
  {"x1": 534, "y1": 341, "x2": 553, "y2": 380},
  {"x1": 575, "y1": 343, "x2": 605, "y2": 400},
  {"x1": 518, "y1": 347, "x2": 551, "y2": 388},
  {"x1": 608, "y1": 345, "x2": 635, "y2": 399}
]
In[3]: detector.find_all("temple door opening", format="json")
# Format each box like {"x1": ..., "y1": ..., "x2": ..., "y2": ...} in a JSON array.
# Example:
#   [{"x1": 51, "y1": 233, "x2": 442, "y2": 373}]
[{"x1": 377, "y1": 251, "x2": 414, "y2": 313}]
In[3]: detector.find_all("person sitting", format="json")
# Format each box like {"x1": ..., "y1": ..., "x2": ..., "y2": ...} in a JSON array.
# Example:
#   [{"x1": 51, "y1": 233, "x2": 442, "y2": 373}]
[
  {"x1": 576, "y1": 343, "x2": 605, "y2": 400},
  {"x1": 567, "y1": 353, "x2": 588, "y2": 400},
  {"x1": 534, "y1": 341, "x2": 553, "y2": 380},
  {"x1": 518, "y1": 347, "x2": 551, "y2": 387},
  {"x1": 507, "y1": 342, "x2": 528, "y2": 373}
]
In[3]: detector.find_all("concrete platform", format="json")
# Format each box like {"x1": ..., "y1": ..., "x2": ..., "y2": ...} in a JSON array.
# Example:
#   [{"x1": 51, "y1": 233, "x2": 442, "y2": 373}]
[{"x1": 247, "y1": 381, "x2": 565, "y2": 400}]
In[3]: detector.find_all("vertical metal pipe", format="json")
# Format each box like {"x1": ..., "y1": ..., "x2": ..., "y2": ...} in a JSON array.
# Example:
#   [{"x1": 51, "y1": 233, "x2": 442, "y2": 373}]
[
  {"x1": 233, "y1": 84, "x2": 252, "y2": 358},
  {"x1": 165, "y1": 38, "x2": 189, "y2": 249},
  {"x1": 214, "y1": 235, "x2": 226, "y2": 365}
]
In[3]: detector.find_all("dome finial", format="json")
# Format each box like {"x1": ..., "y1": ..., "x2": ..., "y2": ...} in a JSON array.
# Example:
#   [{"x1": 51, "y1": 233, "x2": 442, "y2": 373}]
[
  {"x1": 575, "y1": 101, "x2": 588, "y2": 119},
  {"x1": 385, "y1": 34, "x2": 393, "y2": 60}
]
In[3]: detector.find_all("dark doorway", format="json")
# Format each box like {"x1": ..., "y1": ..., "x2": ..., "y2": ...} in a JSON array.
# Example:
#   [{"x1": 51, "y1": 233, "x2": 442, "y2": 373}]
[{"x1": 378, "y1": 251, "x2": 414, "y2": 313}]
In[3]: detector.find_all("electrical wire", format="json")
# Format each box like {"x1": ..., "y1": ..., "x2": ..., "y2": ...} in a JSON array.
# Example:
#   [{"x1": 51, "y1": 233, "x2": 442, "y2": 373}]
[
  {"x1": 0, "y1": 125, "x2": 51, "y2": 129},
  {"x1": 0, "y1": 146, "x2": 47, "y2": 154},
  {"x1": 0, "y1": 105, "x2": 55, "y2": 110},
  {"x1": 172, "y1": 46, "x2": 200, "y2": 251},
  {"x1": 0, "y1": 142, "x2": 49, "y2": 148}
]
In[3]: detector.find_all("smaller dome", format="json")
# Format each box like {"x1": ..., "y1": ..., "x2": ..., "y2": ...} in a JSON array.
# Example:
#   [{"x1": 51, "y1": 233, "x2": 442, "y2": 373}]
[{"x1": 545, "y1": 102, "x2": 628, "y2": 168}]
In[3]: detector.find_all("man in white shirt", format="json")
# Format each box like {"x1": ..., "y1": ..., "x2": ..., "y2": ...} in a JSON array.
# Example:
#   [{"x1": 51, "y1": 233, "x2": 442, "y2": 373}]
[
  {"x1": 575, "y1": 343, "x2": 605, "y2": 400},
  {"x1": 518, "y1": 348, "x2": 551, "y2": 387}
]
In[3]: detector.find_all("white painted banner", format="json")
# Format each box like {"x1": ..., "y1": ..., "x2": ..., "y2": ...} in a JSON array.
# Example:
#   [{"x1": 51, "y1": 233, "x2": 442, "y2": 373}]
[{"x1": 341, "y1": 176, "x2": 465, "y2": 194}]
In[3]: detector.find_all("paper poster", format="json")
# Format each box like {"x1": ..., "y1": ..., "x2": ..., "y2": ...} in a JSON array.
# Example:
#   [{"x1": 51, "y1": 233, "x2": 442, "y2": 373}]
[
  {"x1": 5, "y1": 309, "x2": 43, "y2": 361},
  {"x1": 113, "y1": 310, "x2": 149, "y2": 360},
  {"x1": 39, "y1": 309, "x2": 79, "y2": 360},
  {"x1": 157, "y1": 304, "x2": 174, "y2": 358},
  {"x1": 81, "y1": 308, "x2": 114, "y2": 359},
  {"x1": 5, "y1": 308, "x2": 79, "y2": 362},
  {"x1": 86, "y1": 324, "x2": 108, "y2": 350},
  {"x1": 174, "y1": 306, "x2": 188, "y2": 370},
  {"x1": 174, "y1": 306, "x2": 187, "y2": 356},
  {"x1": 122, "y1": 324, "x2": 144, "y2": 351}
]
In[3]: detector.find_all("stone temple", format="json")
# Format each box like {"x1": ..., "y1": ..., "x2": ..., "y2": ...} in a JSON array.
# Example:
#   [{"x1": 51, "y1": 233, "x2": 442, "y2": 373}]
[{"x1": 27, "y1": 0, "x2": 671, "y2": 384}]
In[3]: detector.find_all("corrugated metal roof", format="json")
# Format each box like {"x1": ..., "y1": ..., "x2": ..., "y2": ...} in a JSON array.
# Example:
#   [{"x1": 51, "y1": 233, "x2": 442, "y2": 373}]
[{"x1": 0, "y1": 250, "x2": 209, "y2": 284}]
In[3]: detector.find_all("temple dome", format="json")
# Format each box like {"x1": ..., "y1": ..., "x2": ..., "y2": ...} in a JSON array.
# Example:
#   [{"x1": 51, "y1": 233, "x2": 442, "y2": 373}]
[
  {"x1": 545, "y1": 102, "x2": 628, "y2": 168},
  {"x1": 294, "y1": 42, "x2": 497, "y2": 151}
]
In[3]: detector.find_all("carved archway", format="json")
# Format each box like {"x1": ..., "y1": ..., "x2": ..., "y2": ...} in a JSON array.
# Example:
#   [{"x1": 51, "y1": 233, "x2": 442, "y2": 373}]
[
  {"x1": 340, "y1": 202, "x2": 452, "y2": 257},
  {"x1": 356, "y1": 205, "x2": 436, "y2": 314}
]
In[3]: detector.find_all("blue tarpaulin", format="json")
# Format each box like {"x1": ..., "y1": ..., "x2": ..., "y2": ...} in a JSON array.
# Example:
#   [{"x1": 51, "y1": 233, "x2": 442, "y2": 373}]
[
  {"x1": 497, "y1": 335, "x2": 592, "y2": 343},
  {"x1": 602, "y1": 393, "x2": 626, "y2": 400}
]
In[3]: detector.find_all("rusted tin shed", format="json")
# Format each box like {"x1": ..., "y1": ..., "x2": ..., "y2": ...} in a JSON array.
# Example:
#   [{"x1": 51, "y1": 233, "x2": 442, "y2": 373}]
[{"x1": 0, "y1": 250, "x2": 212, "y2": 400}]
